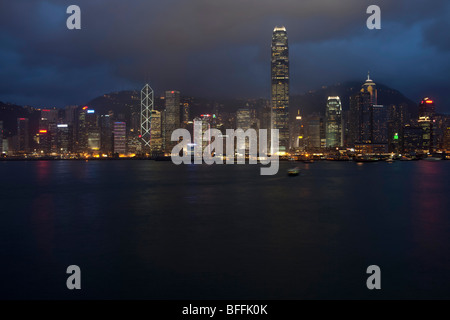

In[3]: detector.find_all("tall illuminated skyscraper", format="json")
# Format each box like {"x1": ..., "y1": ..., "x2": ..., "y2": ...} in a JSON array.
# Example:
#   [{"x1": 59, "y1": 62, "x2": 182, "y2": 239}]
[
  {"x1": 418, "y1": 97, "x2": 436, "y2": 152},
  {"x1": 271, "y1": 26, "x2": 289, "y2": 152},
  {"x1": 164, "y1": 90, "x2": 181, "y2": 153},
  {"x1": 141, "y1": 84, "x2": 153, "y2": 150},
  {"x1": 325, "y1": 96, "x2": 343, "y2": 148},
  {"x1": 113, "y1": 122, "x2": 126, "y2": 154}
]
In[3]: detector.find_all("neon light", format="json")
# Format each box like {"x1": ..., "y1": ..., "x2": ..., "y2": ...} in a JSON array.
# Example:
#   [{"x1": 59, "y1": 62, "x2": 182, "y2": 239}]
[
  {"x1": 426, "y1": 100, "x2": 433, "y2": 104},
  {"x1": 57, "y1": 124, "x2": 68, "y2": 128},
  {"x1": 39, "y1": 130, "x2": 47, "y2": 133},
  {"x1": 42, "y1": 109, "x2": 51, "y2": 112},
  {"x1": 87, "y1": 110, "x2": 95, "y2": 114},
  {"x1": 83, "y1": 106, "x2": 88, "y2": 110},
  {"x1": 19, "y1": 118, "x2": 26, "y2": 120}
]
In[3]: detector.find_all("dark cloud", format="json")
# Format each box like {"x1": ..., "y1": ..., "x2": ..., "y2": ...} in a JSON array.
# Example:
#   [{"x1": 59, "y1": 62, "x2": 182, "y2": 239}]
[{"x1": 0, "y1": 0, "x2": 449, "y2": 112}]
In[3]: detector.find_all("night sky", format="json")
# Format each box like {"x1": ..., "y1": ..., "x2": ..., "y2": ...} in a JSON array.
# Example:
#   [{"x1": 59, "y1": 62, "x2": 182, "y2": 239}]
[{"x1": 0, "y1": 0, "x2": 449, "y2": 112}]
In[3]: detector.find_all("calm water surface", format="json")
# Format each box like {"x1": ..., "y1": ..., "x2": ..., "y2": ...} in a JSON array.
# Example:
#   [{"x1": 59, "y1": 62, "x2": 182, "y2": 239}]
[{"x1": 0, "y1": 160, "x2": 449, "y2": 299}]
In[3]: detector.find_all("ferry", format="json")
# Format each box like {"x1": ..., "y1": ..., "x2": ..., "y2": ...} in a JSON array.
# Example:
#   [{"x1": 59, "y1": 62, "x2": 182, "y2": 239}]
[{"x1": 287, "y1": 167, "x2": 300, "y2": 176}]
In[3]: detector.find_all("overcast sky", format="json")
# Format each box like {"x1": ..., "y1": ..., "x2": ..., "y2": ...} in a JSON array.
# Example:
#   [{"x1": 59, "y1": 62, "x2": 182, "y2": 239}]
[{"x1": 0, "y1": 0, "x2": 449, "y2": 112}]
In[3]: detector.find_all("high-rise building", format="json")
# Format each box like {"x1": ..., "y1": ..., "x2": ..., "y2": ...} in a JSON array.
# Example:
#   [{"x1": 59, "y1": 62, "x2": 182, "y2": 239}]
[
  {"x1": 271, "y1": 26, "x2": 290, "y2": 152},
  {"x1": 348, "y1": 73, "x2": 379, "y2": 147},
  {"x1": 236, "y1": 108, "x2": 252, "y2": 130},
  {"x1": 17, "y1": 118, "x2": 29, "y2": 153},
  {"x1": 41, "y1": 108, "x2": 59, "y2": 123},
  {"x1": 150, "y1": 110, "x2": 162, "y2": 152},
  {"x1": 292, "y1": 110, "x2": 305, "y2": 150},
  {"x1": 113, "y1": 122, "x2": 126, "y2": 154},
  {"x1": 325, "y1": 96, "x2": 343, "y2": 148},
  {"x1": 387, "y1": 104, "x2": 409, "y2": 153},
  {"x1": 305, "y1": 114, "x2": 322, "y2": 150},
  {"x1": 141, "y1": 84, "x2": 154, "y2": 150},
  {"x1": 443, "y1": 124, "x2": 450, "y2": 152},
  {"x1": 418, "y1": 97, "x2": 436, "y2": 152},
  {"x1": 164, "y1": 90, "x2": 181, "y2": 153},
  {"x1": 372, "y1": 105, "x2": 388, "y2": 145},
  {"x1": 100, "y1": 115, "x2": 113, "y2": 154},
  {"x1": 181, "y1": 102, "x2": 190, "y2": 126},
  {"x1": 57, "y1": 124, "x2": 71, "y2": 153},
  {"x1": 88, "y1": 128, "x2": 101, "y2": 151},
  {"x1": 403, "y1": 124, "x2": 422, "y2": 153}
]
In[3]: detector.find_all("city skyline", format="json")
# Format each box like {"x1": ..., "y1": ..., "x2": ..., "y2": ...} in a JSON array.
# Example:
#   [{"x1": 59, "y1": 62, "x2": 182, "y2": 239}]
[{"x1": 0, "y1": 0, "x2": 449, "y2": 112}]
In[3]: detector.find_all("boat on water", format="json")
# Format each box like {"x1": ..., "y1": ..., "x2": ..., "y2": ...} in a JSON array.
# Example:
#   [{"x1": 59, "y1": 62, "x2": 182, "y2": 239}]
[
  {"x1": 287, "y1": 167, "x2": 300, "y2": 176},
  {"x1": 354, "y1": 156, "x2": 379, "y2": 163},
  {"x1": 303, "y1": 159, "x2": 314, "y2": 163},
  {"x1": 423, "y1": 156, "x2": 442, "y2": 161},
  {"x1": 385, "y1": 158, "x2": 395, "y2": 163}
]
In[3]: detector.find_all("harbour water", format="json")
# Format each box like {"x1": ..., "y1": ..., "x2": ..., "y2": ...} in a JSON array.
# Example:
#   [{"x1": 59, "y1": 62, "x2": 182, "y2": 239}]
[{"x1": 1, "y1": 160, "x2": 449, "y2": 299}]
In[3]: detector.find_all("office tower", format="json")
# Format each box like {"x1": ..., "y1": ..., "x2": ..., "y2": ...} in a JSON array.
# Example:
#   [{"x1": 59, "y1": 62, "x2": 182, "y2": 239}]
[
  {"x1": 17, "y1": 118, "x2": 29, "y2": 153},
  {"x1": 64, "y1": 105, "x2": 79, "y2": 125},
  {"x1": 292, "y1": 110, "x2": 305, "y2": 150},
  {"x1": 57, "y1": 124, "x2": 71, "y2": 153},
  {"x1": 100, "y1": 115, "x2": 113, "y2": 154},
  {"x1": 76, "y1": 107, "x2": 88, "y2": 152},
  {"x1": 271, "y1": 26, "x2": 289, "y2": 152},
  {"x1": 305, "y1": 114, "x2": 322, "y2": 150},
  {"x1": 236, "y1": 108, "x2": 253, "y2": 153},
  {"x1": 141, "y1": 84, "x2": 154, "y2": 150},
  {"x1": 387, "y1": 104, "x2": 409, "y2": 153},
  {"x1": 372, "y1": 105, "x2": 388, "y2": 145},
  {"x1": 113, "y1": 122, "x2": 126, "y2": 154},
  {"x1": 236, "y1": 108, "x2": 252, "y2": 130},
  {"x1": 403, "y1": 124, "x2": 422, "y2": 153},
  {"x1": 84, "y1": 109, "x2": 99, "y2": 153},
  {"x1": 418, "y1": 97, "x2": 435, "y2": 152},
  {"x1": 259, "y1": 103, "x2": 272, "y2": 131},
  {"x1": 444, "y1": 124, "x2": 450, "y2": 152},
  {"x1": 150, "y1": 110, "x2": 162, "y2": 152},
  {"x1": 181, "y1": 102, "x2": 190, "y2": 126},
  {"x1": 41, "y1": 108, "x2": 59, "y2": 123},
  {"x1": 434, "y1": 114, "x2": 449, "y2": 151},
  {"x1": 164, "y1": 90, "x2": 181, "y2": 153},
  {"x1": 325, "y1": 96, "x2": 343, "y2": 148},
  {"x1": 348, "y1": 74, "x2": 378, "y2": 146},
  {"x1": 88, "y1": 128, "x2": 101, "y2": 151},
  {"x1": 0, "y1": 121, "x2": 3, "y2": 154}
]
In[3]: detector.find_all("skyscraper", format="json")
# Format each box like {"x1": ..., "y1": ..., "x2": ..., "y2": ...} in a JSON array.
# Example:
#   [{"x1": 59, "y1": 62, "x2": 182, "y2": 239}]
[
  {"x1": 57, "y1": 124, "x2": 71, "y2": 153},
  {"x1": 271, "y1": 26, "x2": 289, "y2": 152},
  {"x1": 17, "y1": 118, "x2": 29, "y2": 154},
  {"x1": 348, "y1": 73, "x2": 378, "y2": 146},
  {"x1": 113, "y1": 122, "x2": 126, "y2": 154},
  {"x1": 325, "y1": 96, "x2": 343, "y2": 148},
  {"x1": 150, "y1": 110, "x2": 162, "y2": 152},
  {"x1": 141, "y1": 84, "x2": 154, "y2": 150},
  {"x1": 372, "y1": 104, "x2": 388, "y2": 145},
  {"x1": 164, "y1": 90, "x2": 181, "y2": 153},
  {"x1": 418, "y1": 97, "x2": 436, "y2": 152}
]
